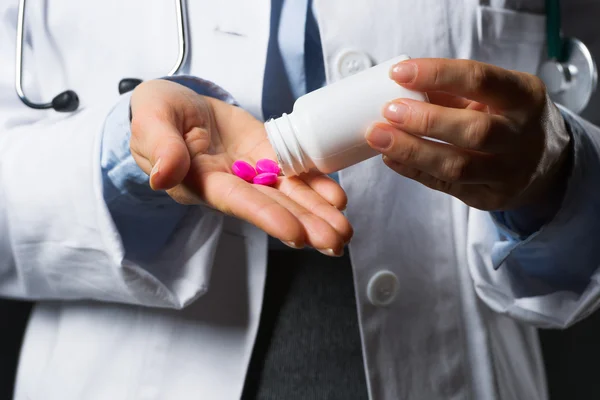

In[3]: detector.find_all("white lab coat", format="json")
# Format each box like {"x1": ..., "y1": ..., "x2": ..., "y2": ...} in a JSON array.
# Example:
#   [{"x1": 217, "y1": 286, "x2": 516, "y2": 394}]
[{"x1": 1, "y1": 0, "x2": 600, "y2": 399}]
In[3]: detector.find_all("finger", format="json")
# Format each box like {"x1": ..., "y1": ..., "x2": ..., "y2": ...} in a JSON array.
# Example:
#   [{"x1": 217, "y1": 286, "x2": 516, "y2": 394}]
[
  {"x1": 384, "y1": 159, "x2": 504, "y2": 211},
  {"x1": 366, "y1": 123, "x2": 505, "y2": 184},
  {"x1": 191, "y1": 169, "x2": 345, "y2": 253},
  {"x1": 383, "y1": 99, "x2": 516, "y2": 152},
  {"x1": 426, "y1": 92, "x2": 488, "y2": 112},
  {"x1": 277, "y1": 177, "x2": 353, "y2": 243},
  {"x1": 130, "y1": 114, "x2": 194, "y2": 191},
  {"x1": 382, "y1": 157, "x2": 488, "y2": 203},
  {"x1": 390, "y1": 58, "x2": 538, "y2": 111},
  {"x1": 254, "y1": 184, "x2": 346, "y2": 255},
  {"x1": 383, "y1": 157, "x2": 464, "y2": 197},
  {"x1": 196, "y1": 172, "x2": 307, "y2": 245},
  {"x1": 300, "y1": 173, "x2": 348, "y2": 210}
]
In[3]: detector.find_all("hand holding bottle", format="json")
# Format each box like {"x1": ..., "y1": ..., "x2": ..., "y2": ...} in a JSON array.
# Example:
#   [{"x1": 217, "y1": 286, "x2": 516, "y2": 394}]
[{"x1": 367, "y1": 58, "x2": 571, "y2": 212}]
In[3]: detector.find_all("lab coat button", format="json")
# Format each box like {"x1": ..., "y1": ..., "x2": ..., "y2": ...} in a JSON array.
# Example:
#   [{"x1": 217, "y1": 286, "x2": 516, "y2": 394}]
[
  {"x1": 367, "y1": 270, "x2": 399, "y2": 306},
  {"x1": 336, "y1": 50, "x2": 373, "y2": 78}
]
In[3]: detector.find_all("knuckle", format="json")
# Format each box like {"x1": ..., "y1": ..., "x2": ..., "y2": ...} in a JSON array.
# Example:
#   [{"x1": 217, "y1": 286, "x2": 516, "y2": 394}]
[
  {"x1": 528, "y1": 74, "x2": 549, "y2": 112},
  {"x1": 419, "y1": 108, "x2": 434, "y2": 134},
  {"x1": 395, "y1": 141, "x2": 419, "y2": 165},
  {"x1": 465, "y1": 116, "x2": 491, "y2": 149},
  {"x1": 469, "y1": 64, "x2": 489, "y2": 91},
  {"x1": 441, "y1": 156, "x2": 470, "y2": 183},
  {"x1": 528, "y1": 73, "x2": 547, "y2": 97},
  {"x1": 508, "y1": 72, "x2": 549, "y2": 118},
  {"x1": 431, "y1": 63, "x2": 443, "y2": 86}
]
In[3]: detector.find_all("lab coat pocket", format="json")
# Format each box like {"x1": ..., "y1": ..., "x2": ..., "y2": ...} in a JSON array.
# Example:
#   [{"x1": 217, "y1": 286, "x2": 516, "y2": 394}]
[{"x1": 475, "y1": 6, "x2": 546, "y2": 74}]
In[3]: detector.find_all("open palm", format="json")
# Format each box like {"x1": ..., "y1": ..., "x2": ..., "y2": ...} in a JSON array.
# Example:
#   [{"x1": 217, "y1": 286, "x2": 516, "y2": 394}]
[{"x1": 130, "y1": 80, "x2": 352, "y2": 255}]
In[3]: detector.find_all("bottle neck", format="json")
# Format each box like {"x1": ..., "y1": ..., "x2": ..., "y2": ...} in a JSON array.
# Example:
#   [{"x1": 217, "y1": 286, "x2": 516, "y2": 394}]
[{"x1": 264, "y1": 113, "x2": 312, "y2": 176}]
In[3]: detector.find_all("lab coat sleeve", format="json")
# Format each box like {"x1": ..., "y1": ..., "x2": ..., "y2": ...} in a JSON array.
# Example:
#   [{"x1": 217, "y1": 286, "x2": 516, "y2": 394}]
[
  {"x1": 101, "y1": 77, "x2": 236, "y2": 265},
  {"x1": 488, "y1": 110, "x2": 584, "y2": 292},
  {"x1": 467, "y1": 109, "x2": 600, "y2": 329},
  {"x1": 0, "y1": 93, "x2": 227, "y2": 308},
  {"x1": 0, "y1": 8, "x2": 226, "y2": 308}
]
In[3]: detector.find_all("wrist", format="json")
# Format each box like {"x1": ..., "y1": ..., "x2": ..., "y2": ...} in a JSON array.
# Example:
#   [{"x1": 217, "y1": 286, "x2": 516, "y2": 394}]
[{"x1": 496, "y1": 112, "x2": 574, "y2": 236}]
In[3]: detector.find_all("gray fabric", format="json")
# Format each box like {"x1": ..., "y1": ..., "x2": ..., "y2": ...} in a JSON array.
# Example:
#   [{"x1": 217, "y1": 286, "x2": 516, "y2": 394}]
[
  {"x1": 242, "y1": 249, "x2": 368, "y2": 400},
  {"x1": 261, "y1": 0, "x2": 295, "y2": 120}
]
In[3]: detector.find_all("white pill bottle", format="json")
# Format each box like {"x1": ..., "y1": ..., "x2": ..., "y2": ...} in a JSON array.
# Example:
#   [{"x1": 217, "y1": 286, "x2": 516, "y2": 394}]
[{"x1": 265, "y1": 55, "x2": 428, "y2": 176}]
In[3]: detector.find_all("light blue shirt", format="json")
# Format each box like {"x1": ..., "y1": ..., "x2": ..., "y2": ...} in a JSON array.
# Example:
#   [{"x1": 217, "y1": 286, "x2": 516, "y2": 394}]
[{"x1": 100, "y1": 3, "x2": 598, "y2": 293}]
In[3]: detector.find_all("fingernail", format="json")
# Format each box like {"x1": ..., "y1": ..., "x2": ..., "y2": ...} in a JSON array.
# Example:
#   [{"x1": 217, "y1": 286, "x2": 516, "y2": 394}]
[
  {"x1": 318, "y1": 248, "x2": 344, "y2": 257},
  {"x1": 383, "y1": 102, "x2": 408, "y2": 124},
  {"x1": 390, "y1": 62, "x2": 417, "y2": 83},
  {"x1": 366, "y1": 127, "x2": 393, "y2": 150},
  {"x1": 282, "y1": 241, "x2": 303, "y2": 249},
  {"x1": 151, "y1": 158, "x2": 161, "y2": 178},
  {"x1": 149, "y1": 158, "x2": 161, "y2": 189}
]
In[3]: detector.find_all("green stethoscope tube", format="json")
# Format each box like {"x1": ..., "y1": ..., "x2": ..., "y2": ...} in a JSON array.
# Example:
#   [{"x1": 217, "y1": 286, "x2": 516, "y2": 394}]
[{"x1": 546, "y1": 0, "x2": 565, "y2": 62}]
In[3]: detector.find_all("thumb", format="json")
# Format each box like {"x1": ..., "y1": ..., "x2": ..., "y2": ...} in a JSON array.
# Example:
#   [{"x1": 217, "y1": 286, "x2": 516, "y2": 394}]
[
  {"x1": 130, "y1": 79, "x2": 215, "y2": 192},
  {"x1": 131, "y1": 116, "x2": 191, "y2": 191}
]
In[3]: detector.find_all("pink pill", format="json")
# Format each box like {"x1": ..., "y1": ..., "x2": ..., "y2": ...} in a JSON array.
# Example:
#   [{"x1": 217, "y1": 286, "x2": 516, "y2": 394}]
[
  {"x1": 253, "y1": 172, "x2": 278, "y2": 186},
  {"x1": 232, "y1": 160, "x2": 256, "y2": 182},
  {"x1": 256, "y1": 159, "x2": 281, "y2": 175}
]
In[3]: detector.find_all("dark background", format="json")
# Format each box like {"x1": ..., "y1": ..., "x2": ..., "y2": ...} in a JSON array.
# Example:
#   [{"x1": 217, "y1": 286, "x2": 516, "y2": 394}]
[
  {"x1": 540, "y1": 2, "x2": 600, "y2": 398},
  {"x1": 0, "y1": 300, "x2": 32, "y2": 400},
  {"x1": 564, "y1": 0, "x2": 600, "y2": 128},
  {"x1": 540, "y1": 311, "x2": 600, "y2": 399}
]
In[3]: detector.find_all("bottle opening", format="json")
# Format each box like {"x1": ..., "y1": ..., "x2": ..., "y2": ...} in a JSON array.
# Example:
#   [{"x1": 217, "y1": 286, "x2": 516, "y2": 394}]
[{"x1": 264, "y1": 114, "x2": 310, "y2": 176}]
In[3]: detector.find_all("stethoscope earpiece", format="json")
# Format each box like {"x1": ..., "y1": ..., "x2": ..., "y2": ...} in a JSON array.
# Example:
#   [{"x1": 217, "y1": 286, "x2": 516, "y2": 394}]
[
  {"x1": 118, "y1": 78, "x2": 144, "y2": 95},
  {"x1": 15, "y1": 0, "x2": 187, "y2": 113},
  {"x1": 51, "y1": 90, "x2": 79, "y2": 112}
]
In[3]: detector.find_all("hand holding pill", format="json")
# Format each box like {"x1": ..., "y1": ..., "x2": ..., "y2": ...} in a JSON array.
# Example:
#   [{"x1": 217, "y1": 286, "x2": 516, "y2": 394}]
[{"x1": 129, "y1": 80, "x2": 352, "y2": 255}]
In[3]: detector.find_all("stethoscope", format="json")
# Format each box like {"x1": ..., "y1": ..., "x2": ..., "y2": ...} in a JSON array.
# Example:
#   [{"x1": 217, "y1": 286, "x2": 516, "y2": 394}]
[
  {"x1": 14, "y1": 0, "x2": 188, "y2": 112},
  {"x1": 15, "y1": 0, "x2": 598, "y2": 114},
  {"x1": 538, "y1": 0, "x2": 598, "y2": 114}
]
